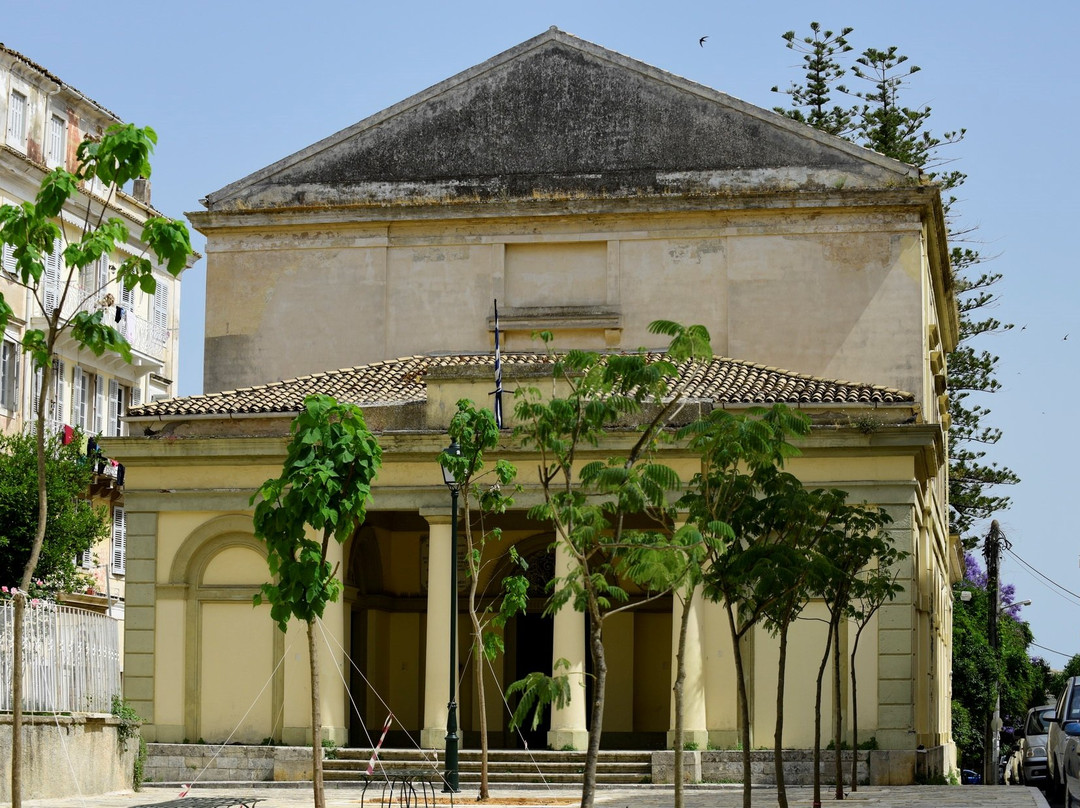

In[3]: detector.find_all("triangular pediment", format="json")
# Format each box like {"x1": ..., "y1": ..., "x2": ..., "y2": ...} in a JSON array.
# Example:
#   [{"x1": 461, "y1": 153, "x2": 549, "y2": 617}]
[{"x1": 204, "y1": 28, "x2": 919, "y2": 211}]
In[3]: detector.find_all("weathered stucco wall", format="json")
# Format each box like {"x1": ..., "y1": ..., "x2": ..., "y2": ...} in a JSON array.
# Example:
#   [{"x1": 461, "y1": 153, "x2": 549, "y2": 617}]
[
  {"x1": 0, "y1": 715, "x2": 136, "y2": 800},
  {"x1": 203, "y1": 209, "x2": 932, "y2": 404}
]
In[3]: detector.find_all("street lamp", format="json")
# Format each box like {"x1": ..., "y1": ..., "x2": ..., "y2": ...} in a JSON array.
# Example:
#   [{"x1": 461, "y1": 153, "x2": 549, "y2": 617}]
[{"x1": 439, "y1": 440, "x2": 462, "y2": 793}]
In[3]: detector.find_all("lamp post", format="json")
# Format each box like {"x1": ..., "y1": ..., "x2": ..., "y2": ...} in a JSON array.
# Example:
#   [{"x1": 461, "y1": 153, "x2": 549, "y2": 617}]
[{"x1": 439, "y1": 440, "x2": 462, "y2": 793}]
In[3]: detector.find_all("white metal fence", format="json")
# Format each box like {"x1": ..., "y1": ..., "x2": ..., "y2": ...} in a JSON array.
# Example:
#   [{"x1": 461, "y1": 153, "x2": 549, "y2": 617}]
[{"x1": 0, "y1": 600, "x2": 120, "y2": 713}]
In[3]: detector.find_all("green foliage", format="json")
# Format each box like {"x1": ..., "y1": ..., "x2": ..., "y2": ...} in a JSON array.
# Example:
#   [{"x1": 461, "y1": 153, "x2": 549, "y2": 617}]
[
  {"x1": 110, "y1": 695, "x2": 142, "y2": 749},
  {"x1": 951, "y1": 568, "x2": 1038, "y2": 768},
  {"x1": 507, "y1": 658, "x2": 573, "y2": 732},
  {"x1": 0, "y1": 430, "x2": 106, "y2": 591},
  {"x1": 321, "y1": 738, "x2": 339, "y2": 760},
  {"x1": 772, "y1": 22, "x2": 855, "y2": 135},
  {"x1": 133, "y1": 735, "x2": 147, "y2": 790},
  {"x1": 771, "y1": 25, "x2": 1016, "y2": 542},
  {"x1": 252, "y1": 395, "x2": 383, "y2": 631},
  {"x1": 1048, "y1": 655, "x2": 1080, "y2": 702}
]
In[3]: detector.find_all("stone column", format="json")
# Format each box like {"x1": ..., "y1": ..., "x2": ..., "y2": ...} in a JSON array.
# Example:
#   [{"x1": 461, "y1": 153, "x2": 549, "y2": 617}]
[
  {"x1": 547, "y1": 538, "x2": 588, "y2": 750},
  {"x1": 421, "y1": 512, "x2": 453, "y2": 749},
  {"x1": 668, "y1": 586, "x2": 709, "y2": 749}
]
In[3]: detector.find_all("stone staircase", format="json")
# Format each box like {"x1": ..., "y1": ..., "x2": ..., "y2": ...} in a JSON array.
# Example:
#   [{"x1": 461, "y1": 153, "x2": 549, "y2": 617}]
[{"x1": 327, "y1": 748, "x2": 653, "y2": 785}]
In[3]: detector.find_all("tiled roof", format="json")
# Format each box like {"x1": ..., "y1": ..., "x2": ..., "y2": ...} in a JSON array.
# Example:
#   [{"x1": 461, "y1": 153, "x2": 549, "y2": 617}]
[{"x1": 129, "y1": 353, "x2": 914, "y2": 419}]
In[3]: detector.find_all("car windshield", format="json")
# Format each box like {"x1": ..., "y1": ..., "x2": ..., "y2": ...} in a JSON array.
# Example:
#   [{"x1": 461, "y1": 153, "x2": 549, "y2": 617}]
[
  {"x1": 1071, "y1": 687, "x2": 1080, "y2": 721},
  {"x1": 1028, "y1": 708, "x2": 1055, "y2": 734}
]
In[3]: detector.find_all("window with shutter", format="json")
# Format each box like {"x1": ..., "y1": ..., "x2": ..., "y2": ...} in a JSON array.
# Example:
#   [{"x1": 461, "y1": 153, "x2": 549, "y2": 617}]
[
  {"x1": 43, "y1": 240, "x2": 62, "y2": 314},
  {"x1": 107, "y1": 378, "x2": 119, "y2": 436},
  {"x1": 111, "y1": 507, "x2": 126, "y2": 575},
  {"x1": 93, "y1": 374, "x2": 105, "y2": 434},
  {"x1": 152, "y1": 282, "x2": 168, "y2": 345},
  {"x1": 31, "y1": 367, "x2": 41, "y2": 418},
  {"x1": 73, "y1": 368, "x2": 88, "y2": 430},
  {"x1": 78, "y1": 549, "x2": 94, "y2": 569},
  {"x1": 119, "y1": 282, "x2": 135, "y2": 310},
  {"x1": 0, "y1": 339, "x2": 18, "y2": 411},
  {"x1": 46, "y1": 114, "x2": 65, "y2": 168},
  {"x1": 130, "y1": 384, "x2": 142, "y2": 409},
  {"x1": 51, "y1": 359, "x2": 66, "y2": 432},
  {"x1": 7, "y1": 91, "x2": 26, "y2": 149},
  {"x1": 98, "y1": 258, "x2": 110, "y2": 295},
  {"x1": 1, "y1": 243, "x2": 15, "y2": 275}
]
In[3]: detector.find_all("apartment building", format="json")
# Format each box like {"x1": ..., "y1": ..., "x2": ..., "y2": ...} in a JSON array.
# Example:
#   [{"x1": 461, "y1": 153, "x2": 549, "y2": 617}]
[{"x1": 0, "y1": 43, "x2": 185, "y2": 620}]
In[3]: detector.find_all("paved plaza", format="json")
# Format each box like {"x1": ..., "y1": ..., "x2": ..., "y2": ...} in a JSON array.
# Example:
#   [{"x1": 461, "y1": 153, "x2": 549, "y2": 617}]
[{"x1": 19, "y1": 784, "x2": 1053, "y2": 808}]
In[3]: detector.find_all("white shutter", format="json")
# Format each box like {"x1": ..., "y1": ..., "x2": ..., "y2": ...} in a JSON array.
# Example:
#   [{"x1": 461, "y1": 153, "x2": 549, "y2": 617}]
[
  {"x1": 47, "y1": 115, "x2": 65, "y2": 167},
  {"x1": 78, "y1": 549, "x2": 93, "y2": 569},
  {"x1": 1, "y1": 243, "x2": 15, "y2": 275},
  {"x1": 31, "y1": 366, "x2": 41, "y2": 418},
  {"x1": 119, "y1": 282, "x2": 135, "y2": 310},
  {"x1": 51, "y1": 359, "x2": 65, "y2": 429},
  {"x1": 107, "y1": 378, "x2": 119, "y2": 436},
  {"x1": 111, "y1": 506, "x2": 126, "y2": 575},
  {"x1": 73, "y1": 368, "x2": 88, "y2": 429},
  {"x1": 0, "y1": 340, "x2": 13, "y2": 410},
  {"x1": 93, "y1": 374, "x2": 105, "y2": 434},
  {"x1": 130, "y1": 384, "x2": 142, "y2": 409},
  {"x1": 152, "y1": 282, "x2": 168, "y2": 343},
  {"x1": 98, "y1": 258, "x2": 110, "y2": 294},
  {"x1": 43, "y1": 240, "x2": 62, "y2": 314},
  {"x1": 7, "y1": 91, "x2": 25, "y2": 146}
]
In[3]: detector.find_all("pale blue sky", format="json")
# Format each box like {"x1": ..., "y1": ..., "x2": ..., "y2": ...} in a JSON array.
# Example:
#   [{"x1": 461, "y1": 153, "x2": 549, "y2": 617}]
[{"x1": 5, "y1": 0, "x2": 1076, "y2": 663}]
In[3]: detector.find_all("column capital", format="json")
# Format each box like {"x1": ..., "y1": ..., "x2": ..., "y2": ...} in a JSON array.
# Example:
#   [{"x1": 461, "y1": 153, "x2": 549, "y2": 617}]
[{"x1": 420, "y1": 507, "x2": 455, "y2": 525}]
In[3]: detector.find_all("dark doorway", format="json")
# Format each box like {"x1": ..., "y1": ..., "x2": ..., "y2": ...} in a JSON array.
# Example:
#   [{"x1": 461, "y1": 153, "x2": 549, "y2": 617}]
[{"x1": 512, "y1": 611, "x2": 553, "y2": 750}]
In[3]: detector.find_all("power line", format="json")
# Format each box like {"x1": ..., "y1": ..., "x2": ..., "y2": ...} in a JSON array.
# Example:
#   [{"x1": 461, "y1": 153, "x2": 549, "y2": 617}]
[
  {"x1": 1004, "y1": 546, "x2": 1080, "y2": 605},
  {"x1": 1030, "y1": 641, "x2": 1075, "y2": 661}
]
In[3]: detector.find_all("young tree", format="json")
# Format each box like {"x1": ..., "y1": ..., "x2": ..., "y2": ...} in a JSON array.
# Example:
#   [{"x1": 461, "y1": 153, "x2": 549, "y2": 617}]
[
  {"x1": 0, "y1": 123, "x2": 192, "y2": 808},
  {"x1": 439, "y1": 399, "x2": 525, "y2": 799},
  {"x1": 771, "y1": 24, "x2": 1017, "y2": 542},
  {"x1": 847, "y1": 563, "x2": 905, "y2": 791},
  {"x1": 512, "y1": 320, "x2": 711, "y2": 808},
  {"x1": 619, "y1": 522, "x2": 707, "y2": 808},
  {"x1": 677, "y1": 404, "x2": 810, "y2": 808},
  {"x1": 0, "y1": 430, "x2": 107, "y2": 591},
  {"x1": 252, "y1": 394, "x2": 382, "y2": 808},
  {"x1": 804, "y1": 502, "x2": 896, "y2": 802}
]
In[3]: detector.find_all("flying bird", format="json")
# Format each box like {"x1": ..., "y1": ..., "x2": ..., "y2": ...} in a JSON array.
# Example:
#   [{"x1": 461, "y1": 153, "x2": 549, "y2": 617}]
[{"x1": 699, "y1": 36, "x2": 708, "y2": 47}]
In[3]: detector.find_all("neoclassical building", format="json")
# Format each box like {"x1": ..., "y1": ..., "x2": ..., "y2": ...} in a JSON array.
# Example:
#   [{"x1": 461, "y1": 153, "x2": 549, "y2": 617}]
[{"x1": 108, "y1": 28, "x2": 961, "y2": 772}]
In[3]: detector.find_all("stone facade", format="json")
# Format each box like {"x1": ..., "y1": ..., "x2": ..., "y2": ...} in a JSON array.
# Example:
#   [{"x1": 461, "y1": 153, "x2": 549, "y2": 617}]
[{"x1": 109, "y1": 28, "x2": 961, "y2": 780}]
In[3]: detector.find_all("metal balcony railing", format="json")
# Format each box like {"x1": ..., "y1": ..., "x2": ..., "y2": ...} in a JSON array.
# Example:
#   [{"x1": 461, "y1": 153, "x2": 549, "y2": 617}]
[{"x1": 0, "y1": 600, "x2": 120, "y2": 713}]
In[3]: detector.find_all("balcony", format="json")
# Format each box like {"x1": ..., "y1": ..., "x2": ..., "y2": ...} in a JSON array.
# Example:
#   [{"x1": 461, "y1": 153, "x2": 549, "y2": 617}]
[{"x1": 33, "y1": 286, "x2": 168, "y2": 376}]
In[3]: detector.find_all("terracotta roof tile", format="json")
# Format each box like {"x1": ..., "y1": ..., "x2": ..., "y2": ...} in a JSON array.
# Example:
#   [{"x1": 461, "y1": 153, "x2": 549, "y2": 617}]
[{"x1": 130, "y1": 353, "x2": 914, "y2": 419}]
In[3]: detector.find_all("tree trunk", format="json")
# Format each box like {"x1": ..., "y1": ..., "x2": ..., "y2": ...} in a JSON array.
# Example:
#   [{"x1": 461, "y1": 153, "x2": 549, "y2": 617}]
[
  {"x1": 849, "y1": 627, "x2": 863, "y2": 792},
  {"x1": 11, "y1": 365, "x2": 55, "y2": 808},
  {"x1": 812, "y1": 620, "x2": 834, "y2": 808},
  {"x1": 726, "y1": 605, "x2": 752, "y2": 808},
  {"x1": 832, "y1": 616, "x2": 844, "y2": 801},
  {"x1": 308, "y1": 620, "x2": 325, "y2": 808},
  {"x1": 774, "y1": 617, "x2": 791, "y2": 808},
  {"x1": 580, "y1": 613, "x2": 606, "y2": 808},
  {"x1": 673, "y1": 587, "x2": 695, "y2": 808},
  {"x1": 472, "y1": 612, "x2": 489, "y2": 799}
]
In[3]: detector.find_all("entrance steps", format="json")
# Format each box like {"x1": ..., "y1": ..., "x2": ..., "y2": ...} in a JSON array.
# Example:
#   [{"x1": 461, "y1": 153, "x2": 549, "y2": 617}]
[{"x1": 327, "y1": 748, "x2": 653, "y2": 785}]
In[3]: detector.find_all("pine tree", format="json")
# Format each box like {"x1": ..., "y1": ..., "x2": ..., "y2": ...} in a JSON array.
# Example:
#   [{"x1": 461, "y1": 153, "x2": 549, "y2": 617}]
[{"x1": 772, "y1": 24, "x2": 1017, "y2": 541}]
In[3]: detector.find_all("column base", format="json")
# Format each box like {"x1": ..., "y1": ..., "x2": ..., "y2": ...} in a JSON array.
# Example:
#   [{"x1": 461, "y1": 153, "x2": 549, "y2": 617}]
[
  {"x1": 421, "y1": 728, "x2": 447, "y2": 750},
  {"x1": 666, "y1": 728, "x2": 709, "y2": 750},
  {"x1": 547, "y1": 728, "x2": 588, "y2": 751}
]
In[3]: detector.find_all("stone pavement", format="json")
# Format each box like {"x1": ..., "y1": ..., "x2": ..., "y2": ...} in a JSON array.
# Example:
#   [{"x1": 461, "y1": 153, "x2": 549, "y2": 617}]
[{"x1": 19, "y1": 783, "x2": 1052, "y2": 808}]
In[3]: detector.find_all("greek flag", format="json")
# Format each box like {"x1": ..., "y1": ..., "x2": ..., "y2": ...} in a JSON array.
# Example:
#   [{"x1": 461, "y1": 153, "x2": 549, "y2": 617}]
[{"x1": 493, "y1": 300, "x2": 504, "y2": 428}]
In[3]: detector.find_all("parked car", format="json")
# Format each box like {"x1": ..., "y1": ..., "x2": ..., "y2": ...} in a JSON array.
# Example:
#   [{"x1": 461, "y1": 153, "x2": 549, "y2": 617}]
[
  {"x1": 961, "y1": 769, "x2": 982, "y2": 785},
  {"x1": 1064, "y1": 730, "x2": 1080, "y2": 808},
  {"x1": 1048, "y1": 677, "x2": 1080, "y2": 799},
  {"x1": 1017, "y1": 704, "x2": 1056, "y2": 785}
]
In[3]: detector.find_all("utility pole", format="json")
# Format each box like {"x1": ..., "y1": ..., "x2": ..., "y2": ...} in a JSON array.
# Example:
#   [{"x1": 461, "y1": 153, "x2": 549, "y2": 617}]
[{"x1": 983, "y1": 520, "x2": 1007, "y2": 785}]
